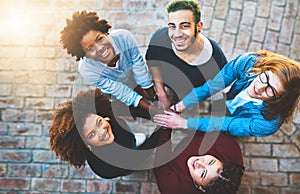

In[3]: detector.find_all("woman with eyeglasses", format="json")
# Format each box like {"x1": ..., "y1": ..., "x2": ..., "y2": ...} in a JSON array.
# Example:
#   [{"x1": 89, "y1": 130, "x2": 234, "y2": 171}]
[
  {"x1": 153, "y1": 50, "x2": 300, "y2": 136},
  {"x1": 154, "y1": 129, "x2": 244, "y2": 194}
]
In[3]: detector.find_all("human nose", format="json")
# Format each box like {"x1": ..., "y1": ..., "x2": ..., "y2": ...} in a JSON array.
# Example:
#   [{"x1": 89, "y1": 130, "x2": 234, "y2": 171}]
[
  {"x1": 256, "y1": 79, "x2": 267, "y2": 91},
  {"x1": 94, "y1": 43, "x2": 104, "y2": 52},
  {"x1": 195, "y1": 160, "x2": 205, "y2": 169},
  {"x1": 97, "y1": 128, "x2": 105, "y2": 137},
  {"x1": 173, "y1": 28, "x2": 183, "y2": 37}
]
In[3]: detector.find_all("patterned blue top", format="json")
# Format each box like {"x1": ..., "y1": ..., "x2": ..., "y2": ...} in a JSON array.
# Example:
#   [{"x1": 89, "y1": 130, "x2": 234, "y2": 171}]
[{"x1": 182, "y1": 53, "x2": 283, "y2": 136}]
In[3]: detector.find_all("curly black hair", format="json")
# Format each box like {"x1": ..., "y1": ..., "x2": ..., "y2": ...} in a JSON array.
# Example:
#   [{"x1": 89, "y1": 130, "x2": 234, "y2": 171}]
[
  {"x1": 167, "y1": 0, "x2": 201, "y2": 23},
  {"x1": 204, "y1": 162, "x2": 244, "y2": 194},
  {"x1": 60, "y1": 10, "x2": 112, "y2": 61},
  {"x1": 49, "y1": 88, "x2": 115, "y2": 168}
]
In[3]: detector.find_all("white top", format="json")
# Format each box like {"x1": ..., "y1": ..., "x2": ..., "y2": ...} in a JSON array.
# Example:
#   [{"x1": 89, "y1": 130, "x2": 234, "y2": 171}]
[
  {"x1": 226, "y1": 89, "x2": 262, "y2": 114},
  {"x1": 171, "y1": 33, "x2": 213, "y2": 66}
]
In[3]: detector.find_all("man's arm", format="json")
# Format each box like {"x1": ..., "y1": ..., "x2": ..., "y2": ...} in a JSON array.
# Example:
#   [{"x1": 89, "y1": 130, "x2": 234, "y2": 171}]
[{"x1": 150, "y1": 66, "x2": 171, "y2": 108}]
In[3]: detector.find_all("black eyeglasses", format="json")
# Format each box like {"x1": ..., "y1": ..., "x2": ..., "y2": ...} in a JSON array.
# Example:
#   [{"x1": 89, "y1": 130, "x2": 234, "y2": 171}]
[{"x1": 258, "y1": 70, "x2": 277, "y2": 99}]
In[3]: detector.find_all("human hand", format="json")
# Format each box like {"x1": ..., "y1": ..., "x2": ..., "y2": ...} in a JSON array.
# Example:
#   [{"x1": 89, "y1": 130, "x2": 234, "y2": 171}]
[
  {"x1": 157, "y1": 94, "x2": 171, "y2": 109},
  {"x1": 169, "y1": 101, "x2": 185, "y2": 113},
  {"x1": 153, "y1": 110, "x2": 188, "y2": 129},
  {"x1": 149, "y1": 105, "x2": 166, "y2": 118}
]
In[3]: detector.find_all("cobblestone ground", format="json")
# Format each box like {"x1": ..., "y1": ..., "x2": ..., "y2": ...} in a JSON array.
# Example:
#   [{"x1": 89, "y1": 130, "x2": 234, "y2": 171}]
[{"x1": 0, "y1": 0, "x2": 300, "y2": 193}]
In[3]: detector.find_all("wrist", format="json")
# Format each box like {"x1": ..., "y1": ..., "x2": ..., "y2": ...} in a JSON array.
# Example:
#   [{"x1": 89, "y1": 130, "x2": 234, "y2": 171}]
[{"x1": 181, "y1": 118, "x2": 188, "y2": 129}]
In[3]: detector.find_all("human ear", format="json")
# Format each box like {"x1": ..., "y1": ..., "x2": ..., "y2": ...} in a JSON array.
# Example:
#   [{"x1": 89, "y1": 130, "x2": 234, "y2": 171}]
[
  {"x1": 104, "y1": 117, "x2": 110, "y2": 121},
  {"x1": 196, "y1": 21, "x2": 203, "y2": 33}
]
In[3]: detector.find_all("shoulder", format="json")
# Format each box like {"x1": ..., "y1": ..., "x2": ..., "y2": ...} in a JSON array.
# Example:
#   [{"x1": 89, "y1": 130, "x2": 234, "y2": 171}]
[
  {"x1": 148, "y1": 27, "x2": 170, "y2": 46},
  {"x1": 109, "y1": 29, "x2": 135, "y2": 41},
  {"x1": 235, "y1": 52, "x2": 260, "y2": 66},
  {"x1": 110, "y1": 29, "x2": 132, "y2": 36},
  {"x1": 152, "y1": 27, "x2": 168, "y2": 37}
]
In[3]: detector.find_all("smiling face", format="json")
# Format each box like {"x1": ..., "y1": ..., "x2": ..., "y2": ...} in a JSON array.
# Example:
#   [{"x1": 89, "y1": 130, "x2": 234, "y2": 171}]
[
  {"x1": 168, "y1": 9, "x2": 202, "y2": 52},
  {"x1": 187, "y1": 155, "x2": 223, "y2": 187},
  {"x1": 247, "y1": 70, "x2": 284, "y2": 100},
  {"x1": 80, "y1": 29, "x2": 115, "y2": 64},
  {"x1": 81, "y1": 113, "x2": 115, "y2": 147}
]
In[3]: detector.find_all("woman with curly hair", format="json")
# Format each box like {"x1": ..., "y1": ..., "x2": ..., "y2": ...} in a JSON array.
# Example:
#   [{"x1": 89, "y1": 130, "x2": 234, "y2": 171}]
[
  {"x1": 60, "y1": 10, "x2": 159, "y2": 119},
  {"x1": 154, "y1": 50, "x2": 300, "y2": 137},
  {"x1": 49, "y1": 89, "x2": 162, "y2": 179}
]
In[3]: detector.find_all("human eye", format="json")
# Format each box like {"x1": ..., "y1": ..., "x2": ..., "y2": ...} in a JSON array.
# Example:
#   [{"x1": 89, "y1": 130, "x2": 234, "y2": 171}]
[
  {"x1": 96, "y1": 118, "x2": 103, "y2": 127},
  {"x1": 201, "y1": 170, "x2": 207, "y2": 179},
  {"x1": 181, "y1": 24, "x2": 190, "y2": 29},
  {"x1": 259, "y1": 71, "x2": 268, "y2": 83},
  {"x1": 208, "y1": 159, "x2": 215, "y2": 165},
  {"x1": 87, "y1": 131, "x2": 95, "y2": 139},
  {"x1": 168, "y1": 24, "x2": 176, "y2": 30},
  {"x1": 265, "y1": 86, "x2": 276, "y2": 97},
  {"x1": 96, "y1": 35, "x2": 104, "y2": 43}
]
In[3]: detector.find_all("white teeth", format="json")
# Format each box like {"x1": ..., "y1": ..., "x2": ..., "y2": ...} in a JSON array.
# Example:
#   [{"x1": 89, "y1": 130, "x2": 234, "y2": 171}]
[
  {"x1": 101, "y1": 48, "x2": 109, "y2": 57},
  {"x1": 100, "y1": 130, "x2": 109, "y2": 141},
  {"x1": 175, "y1": 39, "x2": 184, "y2": 43}
]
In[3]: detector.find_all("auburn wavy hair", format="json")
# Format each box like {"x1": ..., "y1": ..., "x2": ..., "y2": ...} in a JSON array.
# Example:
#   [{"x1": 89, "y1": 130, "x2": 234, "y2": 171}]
[{"x1": 249, "y1": 50, "x2": 300, "y2": 122}]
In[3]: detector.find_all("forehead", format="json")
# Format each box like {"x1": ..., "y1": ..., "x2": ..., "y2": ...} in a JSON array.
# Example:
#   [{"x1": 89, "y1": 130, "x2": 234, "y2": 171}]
[
  {"x1": 80, "y1": 30, "x2": 106, "y2": 49},
  {"x1": 168, "y1": 9, "x2": 195, "y2": 24},
  {"x1": 82, "y1": 113, "x2": 98, "y2": 133}
]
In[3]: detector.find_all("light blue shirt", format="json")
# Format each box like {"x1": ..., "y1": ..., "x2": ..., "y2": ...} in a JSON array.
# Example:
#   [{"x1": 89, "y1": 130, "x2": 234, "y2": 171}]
[
  {"x1": 226, "y1": 89, "x2": 262, "y2": 115},
  {"x1": 78, "y1": 29, "x2": 153, "y2": 107}
]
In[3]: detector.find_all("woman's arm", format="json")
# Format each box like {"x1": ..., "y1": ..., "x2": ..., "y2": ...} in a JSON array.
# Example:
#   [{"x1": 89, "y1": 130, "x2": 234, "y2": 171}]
[
  {"x1": 154, "y1": 111, "x2": 281, "y2": 136},
  {"x1": 97, "y1": 77, "x2": 143, "y2": 107},
  {"x1": 124, "y1": 30, "x2": 154, "y2": 89},
  {"x1": 182, "y1": 53, "x2": 257, "y2": 110},
  {"x1": 187, "y1": 116, "x2": 281, "y2": 136}
]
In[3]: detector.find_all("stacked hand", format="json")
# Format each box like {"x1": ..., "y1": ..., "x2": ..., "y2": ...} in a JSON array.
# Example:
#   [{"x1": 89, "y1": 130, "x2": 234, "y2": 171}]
[{"x1": 153, "y1": 110, "x2": 188, "y2": 129}]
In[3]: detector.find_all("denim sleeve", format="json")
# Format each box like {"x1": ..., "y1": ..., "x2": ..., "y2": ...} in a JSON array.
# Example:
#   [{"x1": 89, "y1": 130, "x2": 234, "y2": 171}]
[
  {"x1": 125, "y1": 31, "x2": 153, "y2": 89},
  {"x1": 182, "y1": 53, "x2": 257, "y2": 110},
  {"x1": 97, "y1": 76, "x2": 142, "y2": 107},
  {"x1": 78, "y1": 48, "x2": 143, "y2": 107},
  {"x1": 187, "y1": 116, "x2": 281, "y2": 136}
]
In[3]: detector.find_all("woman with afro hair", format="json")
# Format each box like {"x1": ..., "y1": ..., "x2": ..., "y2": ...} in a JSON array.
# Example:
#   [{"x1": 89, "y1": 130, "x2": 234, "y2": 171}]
[
  {"x1": 60, "y1": 10, "x2": 160, "y2": 120},
  {"x1": 49, "y1": 89, "x2": 163, "y2": 179}
]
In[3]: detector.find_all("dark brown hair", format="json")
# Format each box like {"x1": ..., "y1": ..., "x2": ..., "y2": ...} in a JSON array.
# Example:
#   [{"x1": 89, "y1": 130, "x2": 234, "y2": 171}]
[
  {"x1": 60, "y1": 10, "x2": 112, "y2": 61},
  {"x1": 49, "y1": 89, "x2": 114, "y2": 168},
  {"x1": 204, "y1": 162, "x2": 244, "y2": 194}
]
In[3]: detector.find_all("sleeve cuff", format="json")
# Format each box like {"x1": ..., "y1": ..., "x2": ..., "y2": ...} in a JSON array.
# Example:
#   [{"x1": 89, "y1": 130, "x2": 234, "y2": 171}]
[{"x1": 133, "y1": 95, "x2": 143, "y2": 107}]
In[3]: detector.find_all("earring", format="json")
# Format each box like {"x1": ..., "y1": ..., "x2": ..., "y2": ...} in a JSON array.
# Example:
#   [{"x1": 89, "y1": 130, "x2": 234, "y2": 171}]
[
  {"x1": 87, "y1": 145, "x2": 92, "y2": 151},
  {"x1": 104, "y1": 117, "x2": 110, "y2": 121}
]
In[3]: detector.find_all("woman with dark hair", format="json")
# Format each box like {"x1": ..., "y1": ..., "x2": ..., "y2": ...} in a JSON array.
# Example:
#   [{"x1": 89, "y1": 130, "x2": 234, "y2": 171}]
[
  {"x1": 154, "y1": 129, "x2": 244, "y2": 194},
  {"x1": 60, "y1": 10, "x2": 159, "y2": 119},
  {"x1": 49, "y1": 89, "x2": 161, "y2": 179},
  {"x1": 154, "y1": 50, "x2": 300, "y2": 136}
]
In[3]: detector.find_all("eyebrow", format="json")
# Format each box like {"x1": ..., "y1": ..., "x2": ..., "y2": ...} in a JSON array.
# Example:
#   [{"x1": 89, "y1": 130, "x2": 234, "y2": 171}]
[
  {"x1": 168, "y1": 21, "x2": 192, "y2": 26},
  {"x1": 85, "y1": 34, "x2": 102, "y2": 51}
]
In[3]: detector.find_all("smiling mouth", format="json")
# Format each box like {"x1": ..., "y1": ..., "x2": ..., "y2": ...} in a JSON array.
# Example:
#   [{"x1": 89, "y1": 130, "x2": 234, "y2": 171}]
[
  {"x1": 100, "y1": 129, "x2": 110, "y2": 141},
  {"x1": 100, "y1": 48, "x2": 109, "y2": 57},
  {"x1": 253, "y1": 86, "x2": 259, "y2": 95}
]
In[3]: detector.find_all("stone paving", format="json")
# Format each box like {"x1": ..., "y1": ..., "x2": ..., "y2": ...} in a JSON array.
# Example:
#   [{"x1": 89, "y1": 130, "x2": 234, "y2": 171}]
[{"x1": 0, "y1": 0, "x2": 300, "y2": 193}]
